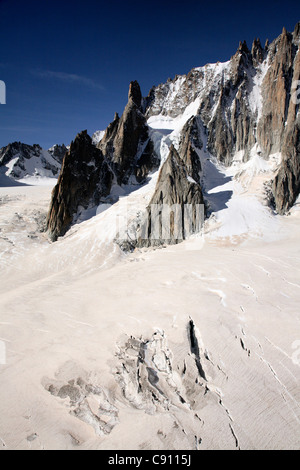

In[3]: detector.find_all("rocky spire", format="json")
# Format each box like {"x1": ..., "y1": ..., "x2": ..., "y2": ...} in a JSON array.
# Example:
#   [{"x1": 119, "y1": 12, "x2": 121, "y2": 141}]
[
  {"x1": 238, "y1": 40, "x2": 250, "y2": 55},
  {"x1": 45, "y1": 23, "x2": 300, "y2": 244},
  {"x1": 272, "y1": 125, "x2": 300, "y2": 214},
  {"x1": 128, "y1": 80, "x2": 142, "y2": 108},
  {"x1": 99, "y1": 80, "x2": 158, "y2": 185},
  {"x1": 271, "y1": 31, "x2": 300, "y2": 214},
  {"x1": 179, "y1": 116, "x2": 203, "y2": 184},
  {"x1": 46, "y1": 130, "x2": 113, "y2": 241},
  {"x1": 294, "y1": 21, "x2": 300, "y2": 41},
  {"x1": 257, "y1": 23, "x2": 297, "y2": 157},
  {"x1": 47, "y1": 80, "x2": 160, "y2": 241},
  {"x1": 251, "y1": 38, "x2": 264, "y2": 66},
  {"x1": 125, "y1": 145, "x2": 205, "y2": 249}
]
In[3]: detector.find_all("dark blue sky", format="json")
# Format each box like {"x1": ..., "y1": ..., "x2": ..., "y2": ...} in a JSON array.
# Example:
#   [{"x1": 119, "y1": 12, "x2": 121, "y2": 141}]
[{"x1": 0, "y1": 0, "x2": 299, "y2": 149}]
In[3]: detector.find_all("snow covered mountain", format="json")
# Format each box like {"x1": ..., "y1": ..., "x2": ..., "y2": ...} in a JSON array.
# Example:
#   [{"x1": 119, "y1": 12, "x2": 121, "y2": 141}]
[
  {"x1": 0, "y1": 23, "x2": 300, "y2": 452},
  {"x1": 46, "y1": 22, "x2": 300, "y2": 244},
  {"x1": 0, "y1": 142, "x2": 66, "y2": 185}
]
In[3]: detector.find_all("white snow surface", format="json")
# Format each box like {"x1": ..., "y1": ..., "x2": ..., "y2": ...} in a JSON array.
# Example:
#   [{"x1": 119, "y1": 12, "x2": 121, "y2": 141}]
[
  {"x1": 92, "y1": 130, "x2": 105, "y2": 145},
  {"x1": 248, "y1": 57, "x2": 269, "y2": 119},
  {"x1": 0, "y1": 58, "x2": 299, "y2": 450},
  {"x1": 0, "y1": 165, "x2": 299, "y2": 449},
  {"x1": 203, "y1": 148, "x2": 283, "y2": 242}
]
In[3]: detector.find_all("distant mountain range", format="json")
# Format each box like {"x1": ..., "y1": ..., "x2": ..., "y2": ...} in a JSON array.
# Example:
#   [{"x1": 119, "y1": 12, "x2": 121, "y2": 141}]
[{"x1": 0, "y1": 142, "x2": 67, "y2": 185}]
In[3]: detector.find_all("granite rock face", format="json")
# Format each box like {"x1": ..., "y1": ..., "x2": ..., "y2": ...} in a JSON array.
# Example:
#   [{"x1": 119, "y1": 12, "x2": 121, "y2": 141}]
[
  {"x1": 98, "y1": 81, "x2": 159, "y2": 185},
  {"x1": 125, "y1": 145, "x2": 205, "y2": 249},
  {"x1": 273, "y1": 122, "x2": 300, "y2": 214},
  {"x1": 48, "y1": 144, "x2": 68, "y2": 165},
  {"x1": 271, "y1": 24, "x2": 300, "y2": 213},
  {"x1": 46, "y1": 23, "x2": 300, "y2": 243},
  {"x1": 179, "y1": 116, "x2": 203, "y2": 184},
  {"x1": 46, "y1": 131, "x2": 113, "y2": 241},
  {"x1": 46, "y1": 82, "x2": 160, "y2": 241},
  {"x1": 144, "y1": 22, "x2": 300, "y2": 213}
]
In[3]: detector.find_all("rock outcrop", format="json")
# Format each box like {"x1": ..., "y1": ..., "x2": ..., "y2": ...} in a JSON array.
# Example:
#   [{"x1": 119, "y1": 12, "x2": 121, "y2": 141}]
[
  {"x1": 46, "y1": 131, "x2": 113, "y2": 241},
  {"x1": 46, "y1": 22, "x2": 300, "y2": 244},
  {"x1": 271, "y1": 24, "x2": 300, "y2": 213},
  {"x1": 48, "y1": 144, "x2": 68, "y2": 164},
  {"x1": 144, "y1": 21, "x2": 300, "y2": 214},
  {"x1": 121, "y1": 145, "x2": 205, "y2": 249},
  {"x1": 46, "y1": 81, "x2": 160, "y2": 241},
  {"x1": 272, "y1": 122, "x2": 300, "y2": 213},
  {"x1": 98, "y1": 81, "x2": 159, "y2": 185},
  {"x1": 179, "y1": 116, "x2": 203, "y2": 184}
]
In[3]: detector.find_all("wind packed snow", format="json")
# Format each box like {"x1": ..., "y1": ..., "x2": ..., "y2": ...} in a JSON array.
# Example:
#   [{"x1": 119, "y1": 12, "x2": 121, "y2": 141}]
[
  {"x1": 202, "y1": 147, "x2": 283, "y2": 242},
  {"x1": 0, "y1": 58, "x2": 299, "y2": 451}
]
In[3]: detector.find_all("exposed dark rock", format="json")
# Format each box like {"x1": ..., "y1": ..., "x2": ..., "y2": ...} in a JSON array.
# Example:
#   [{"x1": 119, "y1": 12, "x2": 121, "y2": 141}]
[
  {"x1": 47, "y1": 81, "x2": 160, "y2": 241},
  {"x1": 46, "y1": 130, "x2": 113, "y2": 241},
  {"x1": 251, "y1": 38, "x2": 264, "y2": 66},
  {"x1": 127, "y1": 145, "x2": 205, "y2": 249},
  {"x1": 257, "y1": 26, "x2": 296, "y2": 157},
  {"x1": 134, "y1": 138, "x2": 160, "y2": 183},
  {"x1": 273, "y1": 123, "x2": 300, "y2": 214},
  {"x1": 128, "y1": 80, "x2": 142, "y2": 107},
  {"x1": 264, "y1": 39, "x2": 269, "y2": 50},
  {"x1": 294, "y1": 21, "x2": 300, "y2": 40},
  {"x1": 270, "y1": 28, "x2": 300, "y2": 212},
  {"x1": 48, "y1": 143, "x2": 68, "y2": 164},
  {"x1": 0, "y1": 142, "x2": 42, "y2": 167},
  {"x1": 45, "y1": 23, "x2": 300, "y2": 244},
  {"x1": 98, "y1": 81, "x2": 153, "y2": 185},
  {"x1": 199, "y1": 38, "x2": 257, "y2": 164},
  {"x1": 179, "y1": 116, "x2": 203, "y2": 184}
]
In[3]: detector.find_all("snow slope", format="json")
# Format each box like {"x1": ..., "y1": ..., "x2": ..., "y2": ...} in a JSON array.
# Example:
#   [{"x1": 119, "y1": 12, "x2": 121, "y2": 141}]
[
  {"x1": 0, "y1": 178, "x2": 299, "y2": 450},
  {"x1": 0, "y1": 56, "x2": 299, "y2": 451}
]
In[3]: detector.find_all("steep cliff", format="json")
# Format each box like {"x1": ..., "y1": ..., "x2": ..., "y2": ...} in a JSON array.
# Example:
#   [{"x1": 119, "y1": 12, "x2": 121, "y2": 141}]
[
  {"x1": 98, "y1": 80, "x2": 159, "y2": 185},
  {"x1": 144, "y1": 22, "x2": 300, "y2": 213},
  {"x1": 46, "y1": 131, "x2": 113, "y2": 241},
  {"x1": 46, "y1": 22, "x2": 300, "y2": 244},
  {"x1": 125, "y1": 145, "x2": 204, "y2": 249}
]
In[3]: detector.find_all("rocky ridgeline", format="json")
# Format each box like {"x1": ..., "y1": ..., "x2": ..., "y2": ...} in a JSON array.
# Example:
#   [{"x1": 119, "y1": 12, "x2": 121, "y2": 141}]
[
  {"x1": 134, "y1": 145, "x2": 204, "y2": 249},
  {"x1": 48, "y1": 143, "x2": 68, "y2": 165},
  {"x1": 47, "y1": 81, "x2": 162, "y2": 241},
  {"x1": 45, "y1": 22, "x2": 300, "y2": 242},
  {"x1": 0, "y1": 142, "x2": 67, "y2": 180}
]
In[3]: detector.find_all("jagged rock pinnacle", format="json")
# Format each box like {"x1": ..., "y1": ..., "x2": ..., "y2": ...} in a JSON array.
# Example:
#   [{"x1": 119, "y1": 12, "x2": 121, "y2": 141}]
[
  {"x1": 294, "y1": 21, "x2": 300, "y2": 39},
  {"x1": 251, "y1": 37, "x2": 264, "y2": 65},
  {"x1": 128, "y1": 80, "x2": 142, "y2": 108},
  {"x1": 238, "y1": 40, "x2": 250, "y2": 54},
  {"x1": 46, "y1": 130, "x2": 113, "y2": 241}
]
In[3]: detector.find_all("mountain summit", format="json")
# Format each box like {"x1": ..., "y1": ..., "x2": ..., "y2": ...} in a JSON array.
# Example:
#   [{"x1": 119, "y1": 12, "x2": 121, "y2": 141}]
[{"x1": 46, "y1": 22, "x2": 300, "y2": 243}]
